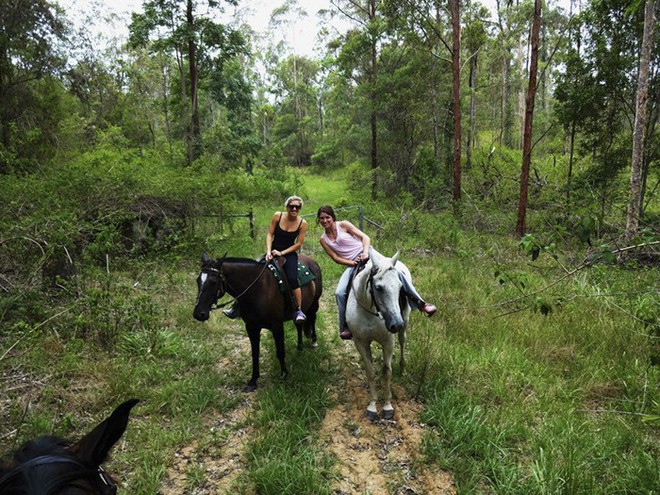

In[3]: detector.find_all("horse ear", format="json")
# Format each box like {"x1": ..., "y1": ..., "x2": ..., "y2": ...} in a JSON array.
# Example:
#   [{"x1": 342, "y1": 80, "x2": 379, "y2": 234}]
[
  {"x1": 202, "y1": 252, "x2": 210, "y2": 264},
  {"x1": 67, "y1": 399, "x2": 139, "y2": 466},
  {"x1": 391, "y1": 251, "x2": 400, "y2": 267}
]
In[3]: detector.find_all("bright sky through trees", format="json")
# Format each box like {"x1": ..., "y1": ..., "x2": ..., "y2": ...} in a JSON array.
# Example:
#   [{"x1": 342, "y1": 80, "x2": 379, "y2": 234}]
[{"x1": 58, "y1": 0, "x2": 342, "y2": 57}]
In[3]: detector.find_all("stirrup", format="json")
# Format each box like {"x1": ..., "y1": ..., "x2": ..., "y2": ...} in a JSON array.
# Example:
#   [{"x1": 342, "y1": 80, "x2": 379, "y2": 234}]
[{"x1": 223, "y1": 305, "x2": 240, "y2": 319}]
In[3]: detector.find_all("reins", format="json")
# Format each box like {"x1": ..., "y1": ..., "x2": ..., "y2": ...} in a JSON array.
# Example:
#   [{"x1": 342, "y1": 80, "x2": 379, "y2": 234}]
[{"x1": 204, "y1": 261, "x2": 270, "y2": 311}]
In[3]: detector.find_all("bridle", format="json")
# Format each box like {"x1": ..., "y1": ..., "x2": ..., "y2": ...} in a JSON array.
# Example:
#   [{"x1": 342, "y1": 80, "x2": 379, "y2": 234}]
[
  {"x1": 0, "y1": 454, "x2": 117, "y2": 495},
  {"x1": 350, "y1": 260, "x2": 383, "y2": 318},
  {"x1": 199, "y1": 261, "x2": 270, "y2": 311}
]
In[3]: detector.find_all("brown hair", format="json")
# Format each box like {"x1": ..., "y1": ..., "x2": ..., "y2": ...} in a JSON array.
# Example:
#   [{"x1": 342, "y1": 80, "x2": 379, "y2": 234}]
[{"x1": 316, "y1": 205, "x2": 336, "y2": 223}]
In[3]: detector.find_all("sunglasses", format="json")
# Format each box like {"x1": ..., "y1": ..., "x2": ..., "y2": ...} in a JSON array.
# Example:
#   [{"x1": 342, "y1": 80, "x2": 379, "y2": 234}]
[{"x1": 288, "y1": 204, "x2": 302, "y2": 210}]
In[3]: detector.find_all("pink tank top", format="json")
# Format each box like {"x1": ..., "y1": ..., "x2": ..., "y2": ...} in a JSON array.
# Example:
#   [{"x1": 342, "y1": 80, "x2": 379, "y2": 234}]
[{"x1": 322, "y1": 224, "x2": 363, "y2": 260}]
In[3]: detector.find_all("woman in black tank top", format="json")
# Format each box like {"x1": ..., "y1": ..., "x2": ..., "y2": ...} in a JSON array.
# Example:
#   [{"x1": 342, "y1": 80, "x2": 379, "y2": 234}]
[{"x1": 266, "y1": 196, "x2": 309, "y2": 324}]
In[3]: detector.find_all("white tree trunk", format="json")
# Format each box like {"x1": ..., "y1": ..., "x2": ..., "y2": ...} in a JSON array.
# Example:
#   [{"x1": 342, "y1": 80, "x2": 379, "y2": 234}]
[{"x1": 625, "y1": 0, "x2": 655, "y2": 243}]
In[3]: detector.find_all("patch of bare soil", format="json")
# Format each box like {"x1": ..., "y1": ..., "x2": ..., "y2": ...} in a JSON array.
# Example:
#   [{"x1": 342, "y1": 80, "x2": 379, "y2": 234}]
[
  {"x1": 319, "y1": 348, "x2": 455, "y2": 495},
  {"x1": 158, "y1": 392, "x2": 255, "y2": 495},
  {"x1": 158, "y1": 305, "x2": 455, "y2": 494},
  {"x1": 159, "y1": 324, "x2": 256, "y2": 495}
]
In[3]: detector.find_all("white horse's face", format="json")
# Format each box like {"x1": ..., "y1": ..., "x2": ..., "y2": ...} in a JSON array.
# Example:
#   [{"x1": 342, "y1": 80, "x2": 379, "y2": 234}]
[{"x1": 370, "y1": 261, "x2": 406, "y2": 334}]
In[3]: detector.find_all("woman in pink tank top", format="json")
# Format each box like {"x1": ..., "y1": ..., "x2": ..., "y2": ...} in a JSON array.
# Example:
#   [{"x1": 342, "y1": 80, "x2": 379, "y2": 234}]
[{"x1": 317, "y1": 205, "x2": 436, "y2": 340}]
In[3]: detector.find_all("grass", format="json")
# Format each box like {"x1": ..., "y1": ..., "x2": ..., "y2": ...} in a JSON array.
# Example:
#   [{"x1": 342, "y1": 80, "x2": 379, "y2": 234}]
[
  {"x1": 402, "y1": 234, "x2": 659, "y2": 494},
  {"x1": 1, "y1": 168, "x2": 658, "y2": 494}
]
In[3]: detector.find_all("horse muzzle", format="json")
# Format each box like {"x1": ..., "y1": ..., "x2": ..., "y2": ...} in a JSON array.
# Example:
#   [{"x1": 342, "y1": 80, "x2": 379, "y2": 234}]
[
  {"x1": 384, "y1": 313, "x2": 405, "y2": 334},
  {"x1": 193, "y1": 307, "x2": 210, "y2": 321}
]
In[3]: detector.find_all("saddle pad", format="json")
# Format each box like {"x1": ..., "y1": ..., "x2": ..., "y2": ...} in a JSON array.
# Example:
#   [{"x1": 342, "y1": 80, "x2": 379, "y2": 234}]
[{"x1": 267, "y1": 261, "x2": 316, "y2": 293}]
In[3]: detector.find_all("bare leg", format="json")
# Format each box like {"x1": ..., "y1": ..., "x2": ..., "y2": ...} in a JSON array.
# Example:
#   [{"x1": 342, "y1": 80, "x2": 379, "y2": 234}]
[{"x1": 293, "y1": 287, "x2": 302, "y2": 309}]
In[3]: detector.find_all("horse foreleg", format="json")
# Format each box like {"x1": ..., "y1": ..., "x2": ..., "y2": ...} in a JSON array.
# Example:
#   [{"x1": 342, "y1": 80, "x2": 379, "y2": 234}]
[
  {"x1": 381, "y1": 339, "x2": 395, "y2": 420},
  {"x1": 397, "y1": 329, "x2": 406, "y2": 375},
  {"x1": 245, "y1": 325, "x2": 261, "y2": 392},
  {"x1": 354, "y1": 341, "x2": 379, "y2": 421},
  {"x1": 272, "y1": 323, "x2": 288, "y2": 380}
]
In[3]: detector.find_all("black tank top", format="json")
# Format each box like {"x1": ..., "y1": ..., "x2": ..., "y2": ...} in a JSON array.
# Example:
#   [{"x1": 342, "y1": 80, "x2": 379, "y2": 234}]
[{"x1": 272, "y1": 213, "x2": 302, "y2": 251}]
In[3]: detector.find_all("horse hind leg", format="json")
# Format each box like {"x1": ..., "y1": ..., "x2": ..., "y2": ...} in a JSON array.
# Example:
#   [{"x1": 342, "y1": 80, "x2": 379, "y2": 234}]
[
  {"x1": 296, "y1": 322, "x2": 304, "y2": 351},
  {"x1": 306, "y1": 311, "x2": 318, "y2": 348}
]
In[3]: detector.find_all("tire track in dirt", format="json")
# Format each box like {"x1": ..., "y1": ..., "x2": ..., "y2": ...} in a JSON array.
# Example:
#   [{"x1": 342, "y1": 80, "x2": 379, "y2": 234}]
[{"x1": 159, "y1": 299, "x2": 455, "y2": 494}]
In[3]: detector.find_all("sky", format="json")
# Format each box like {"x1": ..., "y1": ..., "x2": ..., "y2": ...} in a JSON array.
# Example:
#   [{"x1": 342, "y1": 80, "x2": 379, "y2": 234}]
[{"x1": 57, "y1": 0, "x2": 344, "y2": 58}]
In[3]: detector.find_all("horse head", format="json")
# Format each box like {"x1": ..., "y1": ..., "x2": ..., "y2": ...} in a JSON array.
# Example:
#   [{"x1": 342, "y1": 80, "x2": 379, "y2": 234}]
[
  {"x1": 193, "y1": 252, "x2": 227, "y2": 321},
  {"x1": 0, "y1": 399, "x2": 138, "y2": 495},
  {"x1": 368, "y1": 251, "x2": 406, "y2": 334}
]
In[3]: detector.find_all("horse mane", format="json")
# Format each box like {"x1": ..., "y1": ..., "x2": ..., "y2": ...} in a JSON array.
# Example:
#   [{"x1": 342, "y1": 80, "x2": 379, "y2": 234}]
[{"x1": 221, "y1": 257, "x2": 265, "y2": 266}]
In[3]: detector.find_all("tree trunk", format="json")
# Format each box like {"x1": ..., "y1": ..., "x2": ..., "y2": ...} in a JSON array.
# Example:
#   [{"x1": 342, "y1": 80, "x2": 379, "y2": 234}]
[
  {"x1": 566, "y1": 120, "x2": 576, "y2": 208},
  {"x1": 451, "y1": 0, "x2": 462, "y2": 207},
  {"x1": 369, "y1": 0, "x2": 379, "y2": 200},
  {"x1": 467, "y1": 51, "x2": 477, "y2": 169},
  {"x1": 625, "y1": 0, "x2": 655, "y2": 243},
  {"x1": 516, "y1": 0, "x2": 542, "y2": 237},
  {"x1": 187, "y1": 0, "x2": 201, "y2": 163}
]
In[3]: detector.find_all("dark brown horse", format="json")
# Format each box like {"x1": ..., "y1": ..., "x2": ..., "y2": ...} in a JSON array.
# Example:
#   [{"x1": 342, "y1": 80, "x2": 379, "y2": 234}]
[
  {"x1": 0, "y1": 399, "x2": 138, "y2": 495},
  {"x1": 193, "y1": 253, "x2": 322, "y2": 392}
]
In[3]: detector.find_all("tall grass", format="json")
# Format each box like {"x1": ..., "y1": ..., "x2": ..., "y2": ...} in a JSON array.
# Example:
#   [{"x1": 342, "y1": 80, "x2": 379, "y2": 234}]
[{"x1": 402, "y1": 228, "x2": 659, "y2": 494}]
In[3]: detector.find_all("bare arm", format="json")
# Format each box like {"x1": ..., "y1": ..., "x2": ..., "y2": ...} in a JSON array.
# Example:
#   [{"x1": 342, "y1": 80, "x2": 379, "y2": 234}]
[{"x1": 265, "y1": 212, "x2": 279, "y2": 260}]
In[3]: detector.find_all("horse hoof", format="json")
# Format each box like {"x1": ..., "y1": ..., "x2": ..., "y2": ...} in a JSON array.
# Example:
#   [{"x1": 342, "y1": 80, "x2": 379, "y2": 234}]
[
  {"x1": 311, "y1": 340, "x2": 318, "y2": 348},
  {"x1": 297, "y1": 344, "x2": 303, "y2": 351},
  {"x1": 381, "y1": 409, "x2": 395, "y2": 420},
  {"x1": 366, "y1": 410, "x2": 379, "y2": 422},
  {"x1": 243, "y1": 383, "x2": 257, "y2": 393}
]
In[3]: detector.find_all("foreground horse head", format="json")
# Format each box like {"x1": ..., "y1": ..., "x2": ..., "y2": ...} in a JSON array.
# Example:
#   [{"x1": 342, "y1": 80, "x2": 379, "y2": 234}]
[
  {"x1": 0, "y1": 399, "x2": 139, "y2": 495},
  {"x1": 368, "y1": 251, "x2": 407, "y2": 334},
  {"x1": 347, "y1": 249, "x2": 411, "y2": 421},
  {"x1": 193, "y1": 252, "x2": 323, "y2": 392}
]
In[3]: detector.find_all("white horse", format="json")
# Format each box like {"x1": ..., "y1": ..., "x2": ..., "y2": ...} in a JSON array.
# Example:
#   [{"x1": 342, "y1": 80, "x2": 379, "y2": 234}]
[{"x1": 346, "y1": 248, "x2": 411, "y2": 420}]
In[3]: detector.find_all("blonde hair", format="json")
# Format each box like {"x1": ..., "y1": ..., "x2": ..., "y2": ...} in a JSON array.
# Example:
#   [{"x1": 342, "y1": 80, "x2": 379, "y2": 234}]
[{"x1": 285, "y1": 195, "x2": 304, "y2": 208}]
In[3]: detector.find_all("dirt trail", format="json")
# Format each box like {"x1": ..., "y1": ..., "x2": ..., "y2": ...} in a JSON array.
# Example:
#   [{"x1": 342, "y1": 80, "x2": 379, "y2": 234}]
[
  {"x1": 318, "y1": 346, "x2": 455, "y2": 495},
  {"x1": 159, "y1": 308, "x2": 455, "y2": 494}
]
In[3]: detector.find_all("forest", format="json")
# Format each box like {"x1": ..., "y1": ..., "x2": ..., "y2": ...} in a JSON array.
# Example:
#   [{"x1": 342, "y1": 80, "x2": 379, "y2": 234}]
[{"x1": 1, "y1": 0, "x2": 658, "y2": 493}]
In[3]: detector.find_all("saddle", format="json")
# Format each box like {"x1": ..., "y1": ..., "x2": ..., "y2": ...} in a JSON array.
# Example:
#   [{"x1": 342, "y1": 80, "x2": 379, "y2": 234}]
[{"x1": 266, "y1": 257, "x2": 316, "y2": 294}]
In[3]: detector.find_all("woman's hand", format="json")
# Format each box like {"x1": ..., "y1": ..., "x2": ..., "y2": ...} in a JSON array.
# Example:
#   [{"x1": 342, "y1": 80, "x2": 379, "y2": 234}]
[
  {"x1": 353, "y1": 254, "x2": 369, "y2": 266},
  {"x1": 267, "y1": 250, "x2": 282, "y2": 261}
]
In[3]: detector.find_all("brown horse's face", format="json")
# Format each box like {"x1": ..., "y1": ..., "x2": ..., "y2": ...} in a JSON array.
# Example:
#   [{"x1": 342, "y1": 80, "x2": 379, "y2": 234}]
[{"x1": 193, "y1": 254, "x2": 224, "y2": 321}]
